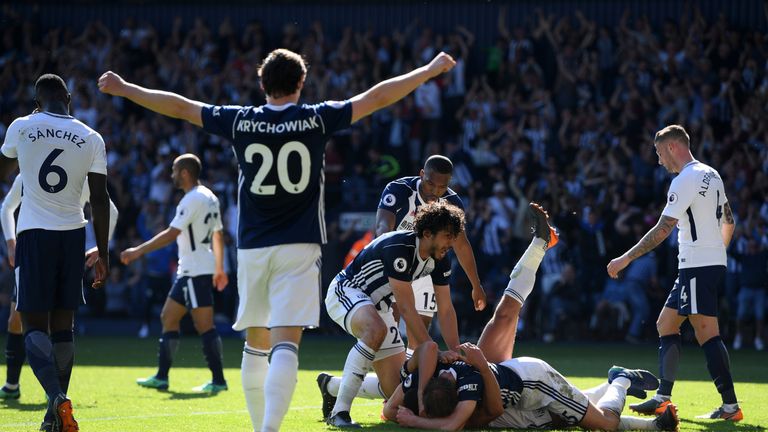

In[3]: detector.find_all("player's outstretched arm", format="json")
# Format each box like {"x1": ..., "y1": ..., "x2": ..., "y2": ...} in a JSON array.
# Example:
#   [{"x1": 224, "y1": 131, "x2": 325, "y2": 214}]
[
  {"x1": 349, "y1": 52, "x2": 456, "y2": 123},
  {"x1": 88, "y1": 172, "x2": 111, "y2": 288},
  {"x1": 98, "y1": 71, "x2": 205, "y2": 127},
  {"x1": 120, "y1": 227, "x2": 181, "y2": 265},
  {"x1": 607, "y1": 214, "x2": 677, "y2": 279}
]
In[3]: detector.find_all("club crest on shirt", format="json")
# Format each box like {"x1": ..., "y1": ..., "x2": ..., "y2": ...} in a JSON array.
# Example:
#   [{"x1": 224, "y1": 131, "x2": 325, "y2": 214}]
[
  {"x1": 394, "y1": 257, "x2": 407, "y2": 272},
  {"x1": 382, "y1": 193, "x2": 396, "y2": 206},
  {"x1": 668, "y1": 192, "x2": 678, "y2": 204}
]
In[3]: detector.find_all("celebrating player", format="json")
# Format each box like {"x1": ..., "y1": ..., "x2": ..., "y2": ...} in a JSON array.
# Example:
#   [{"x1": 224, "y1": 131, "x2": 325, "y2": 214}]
[
  {"x1": 607, "y1": 125, "x2": 741, "y2": 421},
  {"x1": 120, "y1": 153, "x2": 228, "y2": 393},
  {"x1": 0, "y1": 74, "x2": 111, "y2": 432},
  {"x1": 324, "y1": 201, "x2": 464, "y2": 427},
  {"x1": 386, "y1": 204, "x2": 678, "y2": 431},
  {"x1": 375, "y1": 155, "x2": 486, "y2": 355},
  {"x1": 98, "y1": 48, "x2": 456, "y2": 431}
]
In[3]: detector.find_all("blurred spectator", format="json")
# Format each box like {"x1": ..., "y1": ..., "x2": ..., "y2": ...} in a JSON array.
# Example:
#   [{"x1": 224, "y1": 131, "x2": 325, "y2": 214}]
[{"x1": 731, "y1": 238, "x2": 767, "y2": 351}]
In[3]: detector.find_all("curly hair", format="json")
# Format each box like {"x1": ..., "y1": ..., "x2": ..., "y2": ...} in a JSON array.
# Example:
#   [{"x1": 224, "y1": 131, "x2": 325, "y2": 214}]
[
  {"x1": 413, "y1": 201, "x2": 465, "y2": 238},
  {"x1": 423, "y1": 376, "x2": 459, "y2": 418},
  {"x1": 258, "y1": 48, "x2": 307, "y2": 98}
]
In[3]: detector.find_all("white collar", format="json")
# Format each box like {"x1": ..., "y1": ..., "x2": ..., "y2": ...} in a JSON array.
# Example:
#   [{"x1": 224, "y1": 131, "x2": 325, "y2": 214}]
[{"x1": 264, "y1": 103, "x2": 296, "y2": 111}]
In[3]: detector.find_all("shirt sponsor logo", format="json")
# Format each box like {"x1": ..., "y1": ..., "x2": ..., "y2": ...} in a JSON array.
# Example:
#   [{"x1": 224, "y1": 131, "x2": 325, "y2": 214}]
[{"x1": 459, "y1": 384, "x2": 478, "y2": 392}]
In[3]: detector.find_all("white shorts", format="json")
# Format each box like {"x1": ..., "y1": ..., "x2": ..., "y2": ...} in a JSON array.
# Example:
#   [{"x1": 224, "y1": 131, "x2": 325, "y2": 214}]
[
  {"x1": 325, "y1": 281, "x2": 405, "y2": 361},
  {"x1": 495, "y1": 357, "x2": 588, "y2": 427},
  {"x1": 409, "y1": 275, "x2": 436, "y2": 317},
  {"x1": 233, "y1": 243, "x2": 321, "y2": 331},
  {"x1": 489, "y1": 407, "x2": 554, "y2": 429}
]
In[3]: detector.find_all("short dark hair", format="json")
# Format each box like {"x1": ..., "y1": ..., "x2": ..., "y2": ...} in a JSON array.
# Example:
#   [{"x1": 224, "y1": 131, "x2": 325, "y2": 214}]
[
  {"x1": 258, "y1": 49, "x2": 307, "y2": 98},
  {"x1": 174, "y1": 153, "x2": 202, "y2": 180},
  {"x1": 423, "y1": 377, "x2": 459, "y2": 418},
  {"x1": 414, "y1": 201, "x2": 465, "y2": 238},
  {"x1": 654, "y1": 125, "x2": 690, "y2": 147},
  {"x1": 424, "y1": 155, "x2": 453, "y2": 175},
  {"x1": 35, "y1": 74, "x2": 69, "y2": 103}
]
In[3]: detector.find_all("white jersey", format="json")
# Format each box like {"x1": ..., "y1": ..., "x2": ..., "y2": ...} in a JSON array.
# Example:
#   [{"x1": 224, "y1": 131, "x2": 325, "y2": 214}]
[
  {"x1": 1, "y1": 175, "x2": 119, "y2": 242},
  {"x1": 170, "y1": 185, "x2": 223, "y2": 277},
  {"x1": 0, "y1": 112, "x2": 107, "y2": 234},
  {"x1": 661, "y1": 160, "x2": 728, "y2": 269}
]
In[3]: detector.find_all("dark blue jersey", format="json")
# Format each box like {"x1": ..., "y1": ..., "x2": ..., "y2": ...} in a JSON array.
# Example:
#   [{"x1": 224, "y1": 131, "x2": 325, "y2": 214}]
[
  {"x1": 403, "y1": 360, "x2": 523, "y2": 409},
  {"x1": 335, "y1": 231, "x2": 451, "y2": 305},
  {"x1": 201, "y1": 101, "x2": 352, "y2": 249},
  {"x1": 378, "y1": 176, "x2": 464, "y2": 232}
]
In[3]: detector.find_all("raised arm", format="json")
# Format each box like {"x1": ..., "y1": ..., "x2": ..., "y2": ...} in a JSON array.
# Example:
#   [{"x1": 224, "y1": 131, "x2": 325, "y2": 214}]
[
  {"x1": 350, "y1": 52, "x2": 456, "y2": 123},
  {"x1": 98, "y1": 71, "x2": 205, "y2": 127}
]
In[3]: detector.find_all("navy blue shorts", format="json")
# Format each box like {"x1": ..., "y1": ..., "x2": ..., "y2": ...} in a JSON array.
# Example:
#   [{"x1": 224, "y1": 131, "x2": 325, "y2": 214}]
[
  {"x1": 168, "y1": 275, "x2": 214, "y2": 310},
  {"x1": 665, "y1": 265, "x2": 725, "y2": 317},
  {"x1": 15, "y1": 228, "x2": 85, "y2": 312}
]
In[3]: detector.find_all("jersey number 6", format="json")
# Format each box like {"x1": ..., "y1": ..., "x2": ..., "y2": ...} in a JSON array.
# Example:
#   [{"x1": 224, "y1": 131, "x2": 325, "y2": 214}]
[
  {"x1": 244, "y1": 141, "x2": 310, "y2": 195},
  {"x1": 39, "y1": 148, "x2": 68, "y2": 193}
]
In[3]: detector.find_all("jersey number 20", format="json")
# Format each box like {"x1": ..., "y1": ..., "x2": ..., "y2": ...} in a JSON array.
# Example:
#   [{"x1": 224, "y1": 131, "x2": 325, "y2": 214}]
[{"x1": 245, "y1": 141, "x2": 310, "y2": 195}]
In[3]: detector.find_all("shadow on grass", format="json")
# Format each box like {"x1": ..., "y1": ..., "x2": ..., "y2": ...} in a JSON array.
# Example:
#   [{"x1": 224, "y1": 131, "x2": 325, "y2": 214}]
[
  {"x1": 165, "y1": 390, "x2": 224, "y2": 400},
  {"x1": 681, "y1": 418, "x2": 766, "y2": 431},
  {"x1": 1, "y1": 398, "x2": 47, "y2": 411}
]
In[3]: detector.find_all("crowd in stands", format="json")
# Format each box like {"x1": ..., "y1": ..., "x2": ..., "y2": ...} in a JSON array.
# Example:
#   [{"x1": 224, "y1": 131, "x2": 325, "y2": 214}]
[{"x1": 0, "y1": 4, "x2": 766, "y2": 348}]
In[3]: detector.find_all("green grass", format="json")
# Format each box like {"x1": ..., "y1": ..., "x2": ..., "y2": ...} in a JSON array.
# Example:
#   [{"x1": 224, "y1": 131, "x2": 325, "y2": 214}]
[{"x1": 0, "y1": 335, "x2": 765, "y2": 431}]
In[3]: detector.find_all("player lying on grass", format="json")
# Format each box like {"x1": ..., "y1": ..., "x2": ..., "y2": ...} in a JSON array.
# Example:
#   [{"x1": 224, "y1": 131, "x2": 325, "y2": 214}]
[
  {"x1": 383, "y1": 203, "x2": 678, "y2": 431},
  {"x1": 323, "y1": 201, "x2": 465, "y2": 428}
]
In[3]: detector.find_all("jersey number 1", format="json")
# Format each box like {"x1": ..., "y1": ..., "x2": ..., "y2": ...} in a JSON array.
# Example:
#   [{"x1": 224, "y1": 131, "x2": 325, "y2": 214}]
[{"x1": 245, "y1": 141, "x2": 310, "y2": 195}]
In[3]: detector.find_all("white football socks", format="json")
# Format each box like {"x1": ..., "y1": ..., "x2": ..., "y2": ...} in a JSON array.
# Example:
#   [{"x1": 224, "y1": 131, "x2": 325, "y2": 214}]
[
  {"x1": 262, "y1": 342, "x2": 299, "y2": 432},
  {"x1": 597, "y1": 376, "x2": 629, "y2": 416},
  {"x1": 504, "y1": 238, "x2": 547, "y2": 303},
  {"x1": 242, "y1": 344, "x2": 269, "y2": 431},
  {"x1": 331, "y1": 341, "x2": 375, "y2": 416},
  {"x1": 618, "y1": 415, "x2": 662, "y2": 430},
  {"x1": 327, "y1": 374, "x2": 384, "y2": 399}
]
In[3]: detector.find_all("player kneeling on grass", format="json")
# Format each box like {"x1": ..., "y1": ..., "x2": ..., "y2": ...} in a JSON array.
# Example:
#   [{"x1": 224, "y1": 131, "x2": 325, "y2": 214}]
[
  {"x1": 121, "y1": 154, "x2": 229, "y2": 393},
  {"x1": 323, "y1": 201, "x2": 464, "y2": 428},
  {"x1": 384, "y1": 203, "x2": 677, "y2": 431}
]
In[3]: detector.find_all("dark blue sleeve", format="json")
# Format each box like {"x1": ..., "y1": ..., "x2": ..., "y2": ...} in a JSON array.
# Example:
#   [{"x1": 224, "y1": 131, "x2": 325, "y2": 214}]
[
  {"x1": 201, "y1": 104, "x2": 246, "y2": 141},
  {"x1": 430, "y1": 256, "x2": 452, "y2": 285},
  {"x1": 446, "y1": 192, "x2": 465, "y2": 211},
  {"x1": 382, "y1": 244, "x2": 414, "y2": 282},
  {"x1": 311, "y1": 101, "x2": 352, "y2": 136},
  {"x1": 378, "y1": 182, "x2": 406, "y2": 213}
]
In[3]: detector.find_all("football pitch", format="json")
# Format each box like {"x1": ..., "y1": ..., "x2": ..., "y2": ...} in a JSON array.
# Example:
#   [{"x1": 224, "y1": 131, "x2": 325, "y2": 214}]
[{"x1": 0, "y1": 335, "x2": 765, "y2": 431}]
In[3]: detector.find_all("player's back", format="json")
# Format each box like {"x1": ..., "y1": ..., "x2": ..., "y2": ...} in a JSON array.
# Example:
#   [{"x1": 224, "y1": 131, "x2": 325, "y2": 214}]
[
  {"x1": 4, "y1": 112, "x2": 106, "y2": 233},
  {"x1": 173, "y1": 185, "x2": 222, "y2": 277},
  {"x1": 201, "y1": 101, "x2": 351, "y2": 249}
]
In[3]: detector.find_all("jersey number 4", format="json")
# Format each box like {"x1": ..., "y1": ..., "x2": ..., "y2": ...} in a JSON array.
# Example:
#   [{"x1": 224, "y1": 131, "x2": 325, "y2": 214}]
[
  {"x1": 245, "y1": 141, "x2": 310, "y2": 195},
  {"x1": 39, "y1": 149, "x2": 67, "y2": 193}
]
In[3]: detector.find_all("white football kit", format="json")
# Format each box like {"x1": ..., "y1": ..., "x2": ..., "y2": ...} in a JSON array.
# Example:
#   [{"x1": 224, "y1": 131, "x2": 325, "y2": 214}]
[{"x1": 169, "y1": 185, "x2": 223, "y2": 277}]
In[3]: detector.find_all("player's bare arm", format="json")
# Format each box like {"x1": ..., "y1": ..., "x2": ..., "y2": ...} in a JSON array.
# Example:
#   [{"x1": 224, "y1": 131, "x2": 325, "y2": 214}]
[
  {"x1": 390, "y1": 277, "x2": 432, "y2": 346},
  {"x1": 120, "y1": 227, "x2": 181, "y2": 265},
  {"x1": 396, "y1": 400, "x2": 476, "y2": 431},
  {"x1": 375, "y1": 208, "x2": 396, "y2": 237},
  {"x1": 463, "y1": 343, "x2": 504, "y2": 428},
  {"x1": 88, "y1": 172, "x2": 111, "y2": 288},
  {"x1": 211, "y1": 230, "x2": 228, "y2": 291},
  {"x1": 350, "y1": 52, "x2": 456, "y2": 123},
  {"x1": 98, "y1": 71, "x2": 205, "y2": 127},
  {"x1": 452, "y1": 231, "x2": 487, "y2": 311},
  {"x1": 607, "y1": 215, "x2": 677, "y2": 278},
  {"x1": 434, "y1": 284, "x2": 461, "y2": 352},
  {"x1": 721, "y1": 201, "x2": 735, "y2": 247}
]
